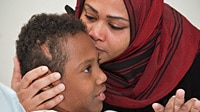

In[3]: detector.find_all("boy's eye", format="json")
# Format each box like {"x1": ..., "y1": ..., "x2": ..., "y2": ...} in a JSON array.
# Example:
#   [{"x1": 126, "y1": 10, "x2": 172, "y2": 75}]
[{"x1": 83, "y1": 65, "x2": 91, "y2": 73}]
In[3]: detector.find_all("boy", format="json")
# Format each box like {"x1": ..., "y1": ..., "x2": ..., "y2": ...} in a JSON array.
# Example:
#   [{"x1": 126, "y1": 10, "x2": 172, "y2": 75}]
[{"x1": 16, "y1": 13, "x2": 107, "y2": 112}]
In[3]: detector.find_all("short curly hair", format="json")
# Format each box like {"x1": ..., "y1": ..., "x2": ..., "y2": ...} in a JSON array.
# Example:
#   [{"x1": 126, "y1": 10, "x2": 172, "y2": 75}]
[{"x1": 16, "y1": 13, "x2": 87, "y2": 76}]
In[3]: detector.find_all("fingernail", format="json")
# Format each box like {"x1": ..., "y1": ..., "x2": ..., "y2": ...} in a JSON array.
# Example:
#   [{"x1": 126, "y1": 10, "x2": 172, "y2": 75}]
[
  {"x1": 54, "y1": 73, "x2": 61, "y2": 79},
  {"x1": 58, "y1": 95, "x2": 64, "y2": 100},
  {"x1": 193, "y1": 98, "x2": 198, "y2": 101},
  {"x1": 196, "y1": 100, "x2": 200, "y2": 105},
  {"x1": 41, "y1": 66, "x2": 48, "y2": 71},
  {"x1": 58, "y1": 84, "x2": 65, "y2": 91}
]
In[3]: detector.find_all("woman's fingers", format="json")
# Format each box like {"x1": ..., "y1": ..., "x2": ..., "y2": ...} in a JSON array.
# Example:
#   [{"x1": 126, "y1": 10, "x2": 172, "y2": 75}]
[
  {"x1": 152, "y1": 103, "x2": 165, "y2": 112},
  {"x1": 20, "y1": 66, "x2": 49, "y2": 89},
  {"x1": 18, "y1": 72, "x2": 65, "y2": 111},
  {"x1": 28, "y1": 72, "x2": 61, "y2": 97},
  {"x1": 36, "y1": 94, "x2": 64, "y2": 111},
  {"x1": 153, "y1": 88, "x2": 200, "y2": 112},
  {"x1": 11, "y1": 56, "x2": 65, "y2": 111},
  {"x1": 27, "y1": 83, "x2": 65, "y2": 111},
  {"x1": 152, "y1": 95, "x2": 175, "y2": 112},
  {"x1": 190, "y1": 100, "x2": 200, "y2": 112},
  {"x1": 11, "y1": 56, "x2": 22, "y2": 90},
  {"x1": 178, "y1": 98, "x2": 195, "y2": 112},
  {"x1": 174, "y1": 89, "x2": 185, "y2": 111},
  {"x1": 154, "y1": 89, "x2": 185, "y2": 112},
  {"x1": 33, "y1": 84, "x2": 65, "y2": 109}
]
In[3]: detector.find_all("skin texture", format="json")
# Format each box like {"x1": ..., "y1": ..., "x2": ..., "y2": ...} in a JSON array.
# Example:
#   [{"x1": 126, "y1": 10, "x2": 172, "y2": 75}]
[
  {"x1": 54, "y1": 32, "x2": 107, "y2": 112},
  {"x1": 80, "y1": 0, "x2": 130, "y2": 64}
]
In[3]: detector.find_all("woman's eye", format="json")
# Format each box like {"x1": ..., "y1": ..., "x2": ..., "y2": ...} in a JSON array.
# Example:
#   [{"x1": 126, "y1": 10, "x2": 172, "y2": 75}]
[
  {"x1": 83, "y1": 65, "x2": 91, "y2": 73},
  {"x1": 109, "y1": 23, "x2": 124, "y2": 30},
  {"x1": 85, "y1": 14, "x2": 96, "y2": 21}
]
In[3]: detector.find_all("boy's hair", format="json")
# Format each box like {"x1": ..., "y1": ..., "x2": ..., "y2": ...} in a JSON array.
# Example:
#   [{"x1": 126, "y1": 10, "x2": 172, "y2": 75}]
[{"x1": 16, "y1": 13, "x2": 87, "y2": 76}]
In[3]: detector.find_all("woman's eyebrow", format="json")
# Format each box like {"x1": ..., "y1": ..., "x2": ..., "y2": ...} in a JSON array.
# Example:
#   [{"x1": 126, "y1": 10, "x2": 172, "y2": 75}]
[
  {"x1": 84, "y1": 3, "x2": 98, "y2": 14},
  {"x1": 107, "y1": 15, "x2": 129, "y2": 22},
  {"x1": 84, "y1": 3, "x2": 129, "y2": 22}
]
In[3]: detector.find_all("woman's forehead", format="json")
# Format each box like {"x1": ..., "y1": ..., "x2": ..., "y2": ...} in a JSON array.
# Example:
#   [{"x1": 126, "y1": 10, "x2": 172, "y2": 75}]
[{"x1": 84, "y1": 0, "x2": 128, "y2": 19}]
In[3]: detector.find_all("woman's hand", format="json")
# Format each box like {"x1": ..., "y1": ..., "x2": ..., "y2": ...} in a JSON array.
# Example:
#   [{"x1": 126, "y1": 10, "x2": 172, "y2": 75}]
[
  {"x1": 11, "y1": 56, "x2": 65, "y2": 111},
  {"x1": 152, "y1": 89, "x2": 200, "y2": 112}
]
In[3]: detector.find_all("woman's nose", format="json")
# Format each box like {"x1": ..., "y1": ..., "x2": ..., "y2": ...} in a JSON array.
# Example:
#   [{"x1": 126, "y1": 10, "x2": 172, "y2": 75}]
[{"x1": 88, "y1": 22, "x2": 106, "y2": 41}]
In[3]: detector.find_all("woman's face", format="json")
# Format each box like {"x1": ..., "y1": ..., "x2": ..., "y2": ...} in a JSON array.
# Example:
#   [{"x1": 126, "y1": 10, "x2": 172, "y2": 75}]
[
  {"x1": 80, "y1": 0, "x2": 130, "y2": 64},
  {"x1": 55, "y1": 32, "x2": 107, "y2": 112}
]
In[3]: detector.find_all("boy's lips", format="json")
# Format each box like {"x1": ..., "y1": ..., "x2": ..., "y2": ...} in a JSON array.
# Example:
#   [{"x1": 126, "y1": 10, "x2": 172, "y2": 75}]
[
  {"x1": 96, "y1": 92, "x2": 106, "y2": 101},
  {"x1": 96, "y1": 86, "x2": 106, "y2": 101}
]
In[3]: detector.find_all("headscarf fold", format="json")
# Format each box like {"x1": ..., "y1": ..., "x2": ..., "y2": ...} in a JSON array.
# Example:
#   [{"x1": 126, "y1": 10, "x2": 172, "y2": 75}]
[{"x1": 75, "y1": 0, "x2": 200, "y2": 108}]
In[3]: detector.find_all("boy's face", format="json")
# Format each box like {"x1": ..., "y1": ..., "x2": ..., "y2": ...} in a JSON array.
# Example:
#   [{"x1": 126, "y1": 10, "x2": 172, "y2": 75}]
[{"x1": 57, "y1": 32, "x2": 107, "y2": 112}]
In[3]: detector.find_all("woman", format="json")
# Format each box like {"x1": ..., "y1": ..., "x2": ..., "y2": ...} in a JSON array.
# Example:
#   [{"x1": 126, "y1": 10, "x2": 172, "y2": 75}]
[
  {"x1": 75, "y1": 0, "x2": 200, "y2": 111},
  {"x1": 75, "y1": 0, "x2": 200, "y2": 112},
  {"x1": 12, "y1": 0, "x2": 200, "y2": 111}
]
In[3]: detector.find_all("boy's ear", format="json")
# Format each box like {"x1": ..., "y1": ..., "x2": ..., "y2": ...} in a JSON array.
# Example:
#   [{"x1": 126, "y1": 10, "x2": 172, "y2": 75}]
[{"x1": 65, "y1": 5, "x2": 75, "y2": 16}]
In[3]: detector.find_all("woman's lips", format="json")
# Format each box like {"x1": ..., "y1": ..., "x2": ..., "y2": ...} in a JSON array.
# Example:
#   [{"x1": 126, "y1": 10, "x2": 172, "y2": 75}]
[{"x1": 96, "y1": 47, "x2": 105, "y2": 54}]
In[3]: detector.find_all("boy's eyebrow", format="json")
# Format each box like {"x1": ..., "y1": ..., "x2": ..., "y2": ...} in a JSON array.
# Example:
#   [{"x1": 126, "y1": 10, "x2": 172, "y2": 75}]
[
  {"x1": 84, "y1": 3, "x2": 129, "y2": 22},
  {"x1": 85, "y1": 4, "x2": 98, "y2": 14},
  {"x1": 78, "y1": 58, "x2": 95, "y2": 68}
]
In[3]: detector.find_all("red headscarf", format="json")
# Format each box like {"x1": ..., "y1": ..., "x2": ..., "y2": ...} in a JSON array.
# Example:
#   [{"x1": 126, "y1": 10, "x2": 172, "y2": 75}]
[{"x1": 75, "y1": 0, "x2": 200, "y2": 108}]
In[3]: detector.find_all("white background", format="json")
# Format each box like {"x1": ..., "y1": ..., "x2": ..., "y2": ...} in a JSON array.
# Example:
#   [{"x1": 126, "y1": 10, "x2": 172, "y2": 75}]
[{"x1": 0, "y1": 0, "x2": 200, "y2": 87}]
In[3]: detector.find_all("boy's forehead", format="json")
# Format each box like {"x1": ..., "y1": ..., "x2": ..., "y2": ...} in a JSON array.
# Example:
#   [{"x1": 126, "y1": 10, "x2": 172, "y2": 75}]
[
  {"x1": 65, "y1": 32, "x2": 96, "y2": 57},
  {"x1": 68, "y1": 32, "x2": 93, "y2": 47},
  {"x1": 62, "y1": 32, "x2": 97, "y2": 73}
]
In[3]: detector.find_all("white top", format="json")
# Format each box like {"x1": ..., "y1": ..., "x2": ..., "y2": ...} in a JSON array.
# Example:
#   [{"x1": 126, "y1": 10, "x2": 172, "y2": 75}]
[{"x1": 0, "y1": 82, "x2": 25, "y2": 112}]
